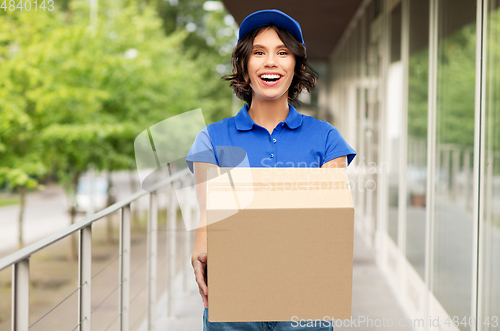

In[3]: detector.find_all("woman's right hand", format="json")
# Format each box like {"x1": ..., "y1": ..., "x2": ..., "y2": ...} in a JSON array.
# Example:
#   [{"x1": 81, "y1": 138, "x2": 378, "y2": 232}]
[{"x1": 192, "y1": 251, "x2": 208, "y2": 308}]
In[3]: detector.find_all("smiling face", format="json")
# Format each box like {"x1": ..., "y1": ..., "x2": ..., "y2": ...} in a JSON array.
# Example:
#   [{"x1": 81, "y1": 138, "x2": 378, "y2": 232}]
[{"x1": 247, "y1": 27, "x2": 296, "y2": 104}]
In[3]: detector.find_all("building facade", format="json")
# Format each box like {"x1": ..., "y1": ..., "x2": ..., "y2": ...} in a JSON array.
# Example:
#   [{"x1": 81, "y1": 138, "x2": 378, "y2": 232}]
[
  {"x1": 222, "y1": 0, "x2": 500, "y2": 329},
  {"x1": 326, "y1": 1, "x2": 500, "y2": 330}
]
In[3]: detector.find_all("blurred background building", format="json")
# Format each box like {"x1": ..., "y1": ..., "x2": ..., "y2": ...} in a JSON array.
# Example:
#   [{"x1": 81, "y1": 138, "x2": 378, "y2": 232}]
[{"x1": 220, "y1": 0, "x2": 499, "y2": 330}]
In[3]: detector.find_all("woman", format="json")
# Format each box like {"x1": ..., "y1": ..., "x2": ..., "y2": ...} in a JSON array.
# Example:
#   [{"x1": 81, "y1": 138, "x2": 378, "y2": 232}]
[{"x1": 185, "y1": 9, "x2": 356, "y2": 330}]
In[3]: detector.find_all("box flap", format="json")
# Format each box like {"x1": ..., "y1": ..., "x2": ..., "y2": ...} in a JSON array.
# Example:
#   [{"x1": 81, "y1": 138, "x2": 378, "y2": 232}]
[{"x1": 206, "y1": 167, "x2": 353, "y2": 212}]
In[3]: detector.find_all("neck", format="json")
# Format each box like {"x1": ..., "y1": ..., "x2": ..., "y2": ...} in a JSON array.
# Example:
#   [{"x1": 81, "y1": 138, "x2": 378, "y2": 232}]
[{"x1": 247, "y1": 97, "x2": 290, "y2": 130}]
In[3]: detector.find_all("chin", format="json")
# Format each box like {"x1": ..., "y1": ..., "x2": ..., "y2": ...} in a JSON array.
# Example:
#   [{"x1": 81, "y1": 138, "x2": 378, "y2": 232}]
[{"x1": 254, "y1": 91, "x2": 289, "y2": 102}]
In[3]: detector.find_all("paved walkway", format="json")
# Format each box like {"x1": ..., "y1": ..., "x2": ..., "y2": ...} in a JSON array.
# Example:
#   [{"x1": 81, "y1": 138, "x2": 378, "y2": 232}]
[{"x1": 155, "y1": 229, "x2": 409, "y2": 331}]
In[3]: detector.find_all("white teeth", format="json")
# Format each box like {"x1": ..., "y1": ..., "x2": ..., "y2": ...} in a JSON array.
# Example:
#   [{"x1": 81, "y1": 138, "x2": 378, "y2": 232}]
[{"x1": 260, "y1": 74, "x2": 281, "y2": 79}]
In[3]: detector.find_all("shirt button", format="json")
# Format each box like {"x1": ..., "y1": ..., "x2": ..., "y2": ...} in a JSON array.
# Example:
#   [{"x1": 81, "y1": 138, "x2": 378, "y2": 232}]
[
  {"x1": 273, "y1": 139, "x2": 276, "y2": 143},
  {"x1": 281, "y1": 123, "x2": 284, "y2": 126},
  {"x1": 270, "y1": 153, "x2": 274, "y2": 158}
]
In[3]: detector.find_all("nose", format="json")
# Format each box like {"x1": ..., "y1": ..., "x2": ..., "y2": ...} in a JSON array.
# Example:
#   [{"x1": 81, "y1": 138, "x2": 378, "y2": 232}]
[{"x1": 264, "y1": 53, "x2": 278, "y2": 68}]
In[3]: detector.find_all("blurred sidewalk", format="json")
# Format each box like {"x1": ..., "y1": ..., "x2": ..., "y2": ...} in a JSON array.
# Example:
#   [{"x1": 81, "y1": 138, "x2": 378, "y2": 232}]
[
  {"x1": 0, "y1": 171, "x2": 146, "y2": 258},
  {"x1": 155, "y1": 229, "x2": 409, "y2": 331}
]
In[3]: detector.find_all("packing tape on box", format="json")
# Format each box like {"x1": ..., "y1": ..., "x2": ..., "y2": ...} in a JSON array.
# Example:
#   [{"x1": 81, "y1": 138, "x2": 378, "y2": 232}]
[{"x1": 208, "y1": 181, "x2": 349, "y2": 191}]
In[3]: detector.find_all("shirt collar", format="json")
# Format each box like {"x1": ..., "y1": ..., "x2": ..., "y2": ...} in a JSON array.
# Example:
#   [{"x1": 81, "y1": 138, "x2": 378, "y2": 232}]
[{"x1": 235, "y1": 103, "x2": 303, "y2": 131}]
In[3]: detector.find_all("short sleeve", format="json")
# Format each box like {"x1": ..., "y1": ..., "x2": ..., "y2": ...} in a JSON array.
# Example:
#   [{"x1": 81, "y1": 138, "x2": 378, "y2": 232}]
[
  {"x1": 323, "y1": 126, "x2": 357, "y2": 166},
  {"x1": 185, "y1": 127, "x2": 218, "y2": 174}
]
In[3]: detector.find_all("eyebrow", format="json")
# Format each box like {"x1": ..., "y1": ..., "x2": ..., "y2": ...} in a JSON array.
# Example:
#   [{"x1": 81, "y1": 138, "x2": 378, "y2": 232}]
[{"x1": 252, "y1": 44, "x2": 287, "y2": 49}]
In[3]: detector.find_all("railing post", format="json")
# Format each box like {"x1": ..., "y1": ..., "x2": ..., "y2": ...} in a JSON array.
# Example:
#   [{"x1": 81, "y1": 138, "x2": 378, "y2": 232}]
[
  {"x1": 182, "y1": 176, "x2": 193, "y2": 294},
  {"x1": 78, "y1": 225, "x2": 92, "y2": 331},
  {"x1": 451, "y1": 147, "x2": 460, "y2": 201},
  {"x1": 119, "y1": 205, "x2": 131, "y2": 331},
  {"x1": 443, "y1": 146, "x2": 450, "y2": 193},
  {"x1": 166, "y1": 181, "x2": 178, "y2": 318},
  {"x1": 464, "y1": 149, "x2": 473, "y2": 209},
  {"x1": 12, "y1": 258, "x2": 29, "y2": 331},
  {"x1": 147, "y1": 193, "x2": 158, "y2": 331}
]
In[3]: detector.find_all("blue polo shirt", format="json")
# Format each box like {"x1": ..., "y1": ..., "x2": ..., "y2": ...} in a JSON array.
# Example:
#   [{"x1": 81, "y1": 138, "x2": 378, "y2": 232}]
[{"x1": 185, "y1": 104, "x2": 356, "y2": 173}]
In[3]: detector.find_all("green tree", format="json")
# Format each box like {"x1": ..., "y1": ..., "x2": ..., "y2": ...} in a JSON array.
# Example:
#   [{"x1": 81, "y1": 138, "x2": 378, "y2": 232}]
[
  {"x1": 0, "y1": 10, "x2": 55, "y2": 248},
  {"x1": 0, "y1": 0, "x2": 236, "y2": 253}
]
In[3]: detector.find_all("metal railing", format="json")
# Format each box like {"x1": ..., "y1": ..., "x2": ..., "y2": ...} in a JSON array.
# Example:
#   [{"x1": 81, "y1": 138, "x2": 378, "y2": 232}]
[{"x1": 0, "y1": 168, "x2": 197, "y2": 331}]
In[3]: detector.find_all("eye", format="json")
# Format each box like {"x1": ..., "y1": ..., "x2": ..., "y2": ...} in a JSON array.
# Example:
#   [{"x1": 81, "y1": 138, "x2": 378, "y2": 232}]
[
  {"x1": 254, "y1": 51, "x2": 264, "y2": 55},
  {"x1": 278, "y1": 51, "x2": 289, "y2": 56}
]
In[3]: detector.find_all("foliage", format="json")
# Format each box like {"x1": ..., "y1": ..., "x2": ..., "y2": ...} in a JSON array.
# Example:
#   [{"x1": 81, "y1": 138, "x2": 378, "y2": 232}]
[
  {"x1": 0, "y1": 197, "x2": 19, "y2": 207},
  {"x1": 407, "y1": 49, "x2": 429, "y2": 140},
  {"x1": 408, "y1": 23, "x2": 477, "y2": 149},
  {"x1": 0, "y1": 0, "x2": 236, "y2": 193},
  {"x1": 437, "y1": 23, "x2": 477, "y2": 148},
  {"x1": 486, "y1": 8, "x2": 500, "y2": 176}
]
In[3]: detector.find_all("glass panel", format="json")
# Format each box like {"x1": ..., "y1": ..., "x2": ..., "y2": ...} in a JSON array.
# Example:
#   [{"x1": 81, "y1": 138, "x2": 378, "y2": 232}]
[
  {"x1": 354, "y1": 87, "x2": 362, "y2": 220},
  {"x1": 387, "y1": 3, "x2": 402, "y2": 243},
  {"x1": 481, "y1": 1, "x2": 500, "y2": 329},
  {"x1": 365, "y1": 2, "x2": 374, "y2": 77},
  {"x1": 365, "y1": 3, "x2": 382, "y2": 244},
  {"x1": 434, "y1": 0, "x2": 476, "y2": 325},
  {"x1": 406, "y1": 0, "x2": 429, "y2": 280},
  {"x1": 353, "y1": 25, "x2": 359, "y2": 79}
]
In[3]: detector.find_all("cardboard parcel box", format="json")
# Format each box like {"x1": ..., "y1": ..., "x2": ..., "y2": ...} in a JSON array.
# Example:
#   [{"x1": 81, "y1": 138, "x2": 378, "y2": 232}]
[{"x1": 206, "y1": 167, "x2": 354, "y2": 322}]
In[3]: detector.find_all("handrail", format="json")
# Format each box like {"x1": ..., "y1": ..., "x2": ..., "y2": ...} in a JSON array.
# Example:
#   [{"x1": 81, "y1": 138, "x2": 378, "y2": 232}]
[
  {"x1": 3, "y1": 166, "x2": 196, "y2": 331},
  {"x1": 0, "y1": 167, "x2": 190, "y2": 272}
]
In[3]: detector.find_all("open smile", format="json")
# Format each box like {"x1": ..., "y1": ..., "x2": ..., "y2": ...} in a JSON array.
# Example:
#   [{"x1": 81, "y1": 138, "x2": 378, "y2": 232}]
[{"x1": 259, "y1": 73, "x2": 283, "y2": 86}]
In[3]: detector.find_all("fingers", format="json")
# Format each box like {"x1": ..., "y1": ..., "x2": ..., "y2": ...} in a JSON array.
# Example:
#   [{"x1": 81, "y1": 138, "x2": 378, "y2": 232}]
[
  {"x1": 193, "y1": 253, "x2": 208, "y2": 307},
  {"x1": 191, "y1": 252, "x2": 207, "y2": 271},
  {"x1": 198, "y1": 251, "x2": 207, "y2": 263},
  {"x1": 199, "y1": 287, "x2": 208, "y2": 308},
  {"x1": 195, "y1": 269, "x2": 208, "y2": 307},
  {"x1": 193, "y1": 252, "x2": 208, "y2": 294},
  {"x1": 194, "y1": 265, "x2": 208, "y2": 296}
]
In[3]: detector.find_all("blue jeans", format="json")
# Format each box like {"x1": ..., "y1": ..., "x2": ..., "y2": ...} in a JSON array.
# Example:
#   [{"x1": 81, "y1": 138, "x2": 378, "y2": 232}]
[{"x1": 203, "y1": 308, "x2": 334, "y2": 331}]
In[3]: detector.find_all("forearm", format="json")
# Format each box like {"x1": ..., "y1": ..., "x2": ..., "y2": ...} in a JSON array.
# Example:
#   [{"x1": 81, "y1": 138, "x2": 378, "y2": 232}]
[
  {"x1": 191, "y1": 214, "x2": 207, "y2": 266},
  {"x1": 191, "y1": 161, "x2": 216, "y2": 267}
]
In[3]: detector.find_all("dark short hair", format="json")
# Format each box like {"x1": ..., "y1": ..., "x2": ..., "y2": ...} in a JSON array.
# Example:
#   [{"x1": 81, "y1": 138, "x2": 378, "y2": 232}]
[{"x1": 222, "y1": 24, "x2": 317, "y2": 105}]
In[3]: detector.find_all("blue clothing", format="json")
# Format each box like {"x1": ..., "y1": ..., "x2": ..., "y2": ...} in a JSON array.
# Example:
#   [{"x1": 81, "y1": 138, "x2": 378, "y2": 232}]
[
  {"x1": 185, "y1": 103, "x2": 355, "y2": 330},
  {"x1": 185, "y1": 104, "x2": 356, "y2": 172},
  {"x1": 204, "y1": 308, "x2": 334, "y2": 331}
]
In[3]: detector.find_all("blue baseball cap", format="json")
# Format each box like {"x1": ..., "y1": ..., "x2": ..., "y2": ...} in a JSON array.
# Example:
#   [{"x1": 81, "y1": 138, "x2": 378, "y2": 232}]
[{"x1": 237, "y1": 9, "x2": 305, "y2": 47}]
